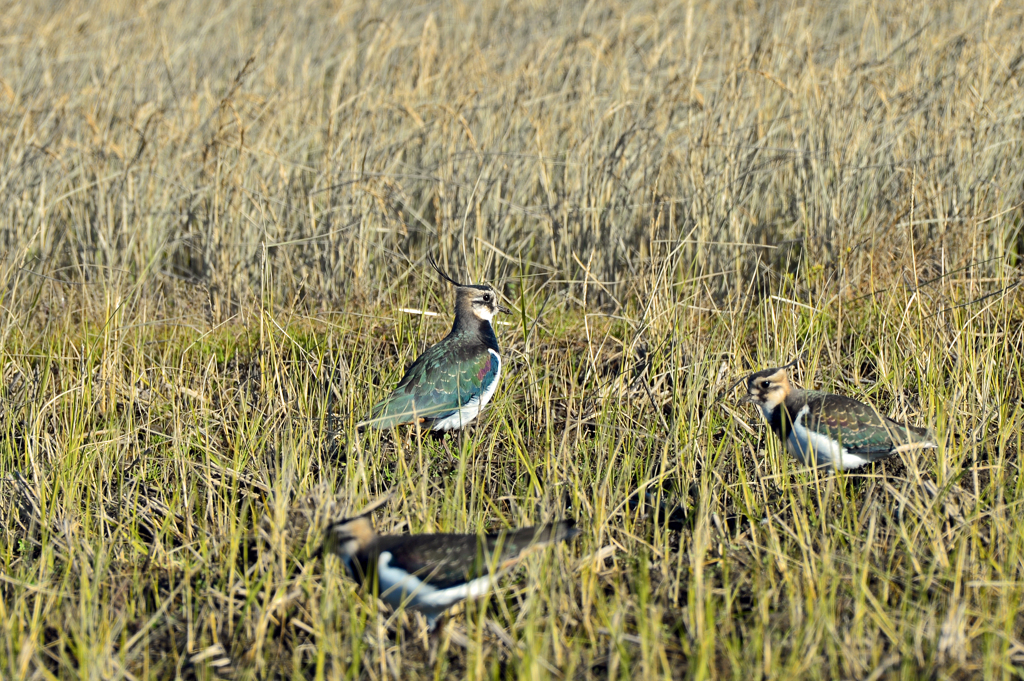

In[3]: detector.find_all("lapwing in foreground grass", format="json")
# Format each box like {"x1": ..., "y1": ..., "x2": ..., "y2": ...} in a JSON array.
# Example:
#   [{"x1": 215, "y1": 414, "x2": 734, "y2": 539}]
[
  {"x1": 357, "y1": 255, "x2": 509, "y2": 433},
  {"x1": 742, "y1": 362, "x2": 935, "y2": 470},
  {"x1": 324, "y1": 516, "x2": 580, "y2": 631}
]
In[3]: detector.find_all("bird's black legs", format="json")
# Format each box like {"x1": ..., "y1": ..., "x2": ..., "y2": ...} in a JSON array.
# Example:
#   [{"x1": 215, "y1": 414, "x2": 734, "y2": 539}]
[{"x1": 426, "y1": 614, "x2": 446, "y2": 664}]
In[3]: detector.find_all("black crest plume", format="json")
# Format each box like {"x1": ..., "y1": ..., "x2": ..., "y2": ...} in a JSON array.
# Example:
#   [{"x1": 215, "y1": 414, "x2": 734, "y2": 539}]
[
  {"x1": 427, "y1": 253, "x2": 467, "y2": 287},
  {"x1": 783, "y1": 353, "x2": 803, "y2": 369}
]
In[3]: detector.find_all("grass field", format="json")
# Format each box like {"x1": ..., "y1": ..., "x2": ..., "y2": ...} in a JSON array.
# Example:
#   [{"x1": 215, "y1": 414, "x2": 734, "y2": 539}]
[{"x1": 2, "y1": 0, "x2": 1024, "y2": 678}]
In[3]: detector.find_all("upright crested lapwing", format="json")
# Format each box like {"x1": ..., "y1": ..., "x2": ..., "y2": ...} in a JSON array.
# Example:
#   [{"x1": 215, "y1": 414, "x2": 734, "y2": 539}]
[{"x1": 358, "y1": 255, "x2": 509, "y2": 432}]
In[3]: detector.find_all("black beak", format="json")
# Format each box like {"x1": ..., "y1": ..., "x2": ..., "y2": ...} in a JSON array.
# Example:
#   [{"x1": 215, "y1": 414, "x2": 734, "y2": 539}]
[{"x1": 497, "y1": 305, "x2": 512, "y2": 314}]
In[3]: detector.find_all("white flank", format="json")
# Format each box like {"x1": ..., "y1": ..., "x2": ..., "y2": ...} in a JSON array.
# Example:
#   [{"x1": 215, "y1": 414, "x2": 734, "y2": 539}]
[
  {"x1": 376, "y1": 551, "x2": 495, "y2": 622},
  {"x1": 786, "y1": 405, "x2": 872, "y2": 470},
  {"x1": 431, "y1": 349, "x2": 502, "y2": 431}
]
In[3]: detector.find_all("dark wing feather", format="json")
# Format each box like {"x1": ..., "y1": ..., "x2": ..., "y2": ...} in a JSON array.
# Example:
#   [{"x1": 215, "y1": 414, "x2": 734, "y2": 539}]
[
  {"x1": 371, "y1": 522, "x2": 578, "y2": 590},
  {"x1": 360, "y1": 333, "x2": 498, "y2": 429},
  {"x1": 805, "y1": 393, "x2": 932, "y2": 460}
]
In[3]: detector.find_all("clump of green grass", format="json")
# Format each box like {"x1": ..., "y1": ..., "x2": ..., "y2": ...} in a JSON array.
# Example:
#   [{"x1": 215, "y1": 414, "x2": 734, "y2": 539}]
[{"x1": 2, "y1": 0, "x2": 1024, "y2": 679}]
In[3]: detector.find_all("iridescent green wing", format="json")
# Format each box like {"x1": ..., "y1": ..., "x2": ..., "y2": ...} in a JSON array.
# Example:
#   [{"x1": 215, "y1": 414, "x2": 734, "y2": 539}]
[
  {"x1": 361, "y1": 340, "x2": 498, "y2": 428},
  {"x1": 807, "y1": 393, "x2": 932, "y2": 459}
]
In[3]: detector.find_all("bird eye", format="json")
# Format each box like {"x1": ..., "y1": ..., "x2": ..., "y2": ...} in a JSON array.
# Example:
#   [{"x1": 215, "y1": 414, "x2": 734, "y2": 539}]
[
  {"x1": 760, "y1": 380, "x2": 771, "y2": 389},
  {"x1": 482, "y1": 293, "x2": 492, "y2": 302}
]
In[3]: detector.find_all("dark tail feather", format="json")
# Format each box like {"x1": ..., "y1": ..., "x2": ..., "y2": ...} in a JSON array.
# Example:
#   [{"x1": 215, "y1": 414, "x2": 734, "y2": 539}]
[
  {"x1": 512, "y1": 520, "x2": 581, "y2": 547},
  {"x1": 884, "y1": 415, "x2": 936, "y2": 446},
  {"x1": 909, "y1": 423, "x2": 935, "y2": 442},
  {"x1": 898, "y1": 421, "x2": 937, "y2": 445}
]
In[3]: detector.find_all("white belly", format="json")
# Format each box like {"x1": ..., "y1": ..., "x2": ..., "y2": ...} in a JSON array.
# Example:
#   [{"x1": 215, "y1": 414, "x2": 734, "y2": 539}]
[
  {"x1": 376, "y1": 551, "x2": 495, "y2": 623},
  {"x1": 785, "y1": 405, "x2": 871, "y2": 470},
  {"x1": 431, "y1": 349, "x2": 502, "y2": 431}
]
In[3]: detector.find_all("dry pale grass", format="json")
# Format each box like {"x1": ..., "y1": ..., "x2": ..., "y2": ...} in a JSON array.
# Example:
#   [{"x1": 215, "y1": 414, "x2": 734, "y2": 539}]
[{"x1": 1, "y1": 0, "x2": 1024, "y2": 678}]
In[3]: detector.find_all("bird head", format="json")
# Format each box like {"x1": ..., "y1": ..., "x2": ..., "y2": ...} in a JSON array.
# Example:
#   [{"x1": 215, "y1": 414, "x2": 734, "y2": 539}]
[
  {"x1": 458, "y1": 284, "x2": 507, "y2": 321},
  {"x1": 743, "y1": 366, "x2": 794, "y2": 414},
  {"x1": 428, "y1": 254, "x2": 510, "y2": 322},
  {"x1": 324, "y1": 515, "x2": 376, "y2": 559}
]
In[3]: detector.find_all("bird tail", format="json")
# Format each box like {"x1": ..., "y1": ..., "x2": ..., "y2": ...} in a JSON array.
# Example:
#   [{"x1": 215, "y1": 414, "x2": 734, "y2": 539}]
[
  {"x1": 905, "y1": 422, "x2": 934, "y2": 442},
  {"x1": 511, "y1": 520, "x2": 581, "y2": 546},
  {"x1": 888, "y1": 424, "x2": 938, "y2": 455},
  {"x1": 883, "y1": 416, "x2": 936, "y2": 447},
  {"x1": 494, "y1": 520, "x2": 580, "y2": 570}
]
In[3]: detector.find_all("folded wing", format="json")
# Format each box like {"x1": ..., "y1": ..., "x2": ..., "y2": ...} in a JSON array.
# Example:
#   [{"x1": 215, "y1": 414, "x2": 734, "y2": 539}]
[{"x1": 360, "y1": 342, "x2": 499, "y2": 429}]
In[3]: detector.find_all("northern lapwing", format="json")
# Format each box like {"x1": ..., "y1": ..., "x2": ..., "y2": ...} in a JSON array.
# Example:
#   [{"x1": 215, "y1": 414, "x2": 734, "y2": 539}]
[
  {"x1": 742, "y1": 363, "x2": 935, "y2": 470},
  {"x1": 358, "y1": 256, "x2": 509, "y2": 432},
  {"x1": 324, "y1": 516, "x2": 580, "y2": 631}
]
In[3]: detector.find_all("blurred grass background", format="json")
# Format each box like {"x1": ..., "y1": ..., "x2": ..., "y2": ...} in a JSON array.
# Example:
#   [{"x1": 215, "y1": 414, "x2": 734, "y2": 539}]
[{"x1": 1, "y1": 0, "x2": 1023, "y2": 678}]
